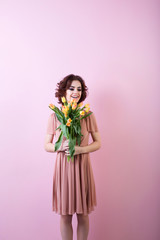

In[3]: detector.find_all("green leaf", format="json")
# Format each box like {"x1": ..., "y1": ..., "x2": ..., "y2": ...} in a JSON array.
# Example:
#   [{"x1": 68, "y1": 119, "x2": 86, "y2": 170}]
[
  {"x1": 54, "y1": 131, "x2": 63, "y2": 152},
  {"x1": 61, "y1": 124, "x2": 69, "y2": 139},
  {"x1": 66, "y1": 126, "x2": 69, "y2": 139},
  {"x1": 80, "y1": 112, "x2": 93, "y2": 120},
  {"x1": 75, "y1": 112, "x2": 80, "y2": 118},
  {"x1": 73, "y1": 125, "x2": 78, "y2": 134},
  {"x1": 67, "y1": 156, "x2": 71, "y2": 162},
  {"x1": 56, "y1": 124, "x2": 62, "y2": 131},
  {"x1": 77, "y1": 135, "x2": 81, "y2": 146},
  {"x1": 55, "y1": 107, "x2": 64, "y2": 117},
  {"x1": 77, "y1": 124, "x2": 81, "y2": 135},
  {"x1": 55, "y1": 112, "x2": 63, "y2": 124},
  {"x1": 69, "y1": 137, "x2": 76, "y2": 158}
]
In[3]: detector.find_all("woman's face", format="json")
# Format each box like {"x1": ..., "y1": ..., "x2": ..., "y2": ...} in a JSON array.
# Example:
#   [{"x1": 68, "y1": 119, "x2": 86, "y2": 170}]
[{"x1": 65, "y1": 80, "x2": 82, "y2": 103}]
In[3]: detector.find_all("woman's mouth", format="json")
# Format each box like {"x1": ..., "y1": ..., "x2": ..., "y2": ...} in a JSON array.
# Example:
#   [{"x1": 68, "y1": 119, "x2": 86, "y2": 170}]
[{"x1": 71, "y1": 95, "x2": 79, "y2": 99}]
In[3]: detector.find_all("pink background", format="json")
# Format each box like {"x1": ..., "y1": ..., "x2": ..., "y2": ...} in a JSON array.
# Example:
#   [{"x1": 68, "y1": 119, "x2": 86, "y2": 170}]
[{"x1": 0, "y1": 0, "x2": 159, "y2": 240}]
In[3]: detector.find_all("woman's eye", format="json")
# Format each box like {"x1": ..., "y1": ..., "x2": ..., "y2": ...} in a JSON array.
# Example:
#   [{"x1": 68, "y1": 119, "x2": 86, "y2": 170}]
[{"x1": 69, "y1": 88, "x2": 81, "y2": 91}]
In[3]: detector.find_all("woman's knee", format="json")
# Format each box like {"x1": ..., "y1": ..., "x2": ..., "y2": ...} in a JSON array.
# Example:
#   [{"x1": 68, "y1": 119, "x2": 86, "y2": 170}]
[
  {"x1": 61, "y1": 215, "x2": 73, "y2": 224},
  {"x1": 76, "y1": 214, "x2": 89, "y2": 224}
]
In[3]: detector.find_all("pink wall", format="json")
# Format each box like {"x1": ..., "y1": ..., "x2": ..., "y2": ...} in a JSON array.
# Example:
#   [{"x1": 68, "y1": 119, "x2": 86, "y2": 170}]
[{"x1": 0, "y1": 0, "x2": 159, "y2": 239}]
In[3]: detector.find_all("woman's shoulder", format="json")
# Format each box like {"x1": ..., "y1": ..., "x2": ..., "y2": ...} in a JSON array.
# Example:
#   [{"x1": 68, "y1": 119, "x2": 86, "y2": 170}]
[
  {"x1": 48, "y1": 112, "x2": 56, "y2": 121},
  {"x1": 50, "y1": 112, "x2": 56, "y2": 116},
  {"x1": 49, "y1": 111, "x2": 56, "y2": 117},
  {"x1": 84, "y1": 110, "x2": 96, "y2": 122},
  {"x1": 84, "y1": 110, "x2": 99, "y2": 132}
]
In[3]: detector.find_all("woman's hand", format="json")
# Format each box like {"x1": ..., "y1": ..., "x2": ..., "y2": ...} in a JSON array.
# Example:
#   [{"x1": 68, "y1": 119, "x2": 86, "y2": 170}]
[
  {"x1": 57, "y1": 139, "x2": 69, "y2": 152},
  {"x1": 65, "y1": 145, "x2": 83, "y2": 156}
]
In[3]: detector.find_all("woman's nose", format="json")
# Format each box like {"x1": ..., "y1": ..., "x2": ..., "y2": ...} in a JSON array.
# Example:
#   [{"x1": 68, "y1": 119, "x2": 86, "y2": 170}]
[{"x1": 73, "y1": 88, "x2": 78, "y2": 93}]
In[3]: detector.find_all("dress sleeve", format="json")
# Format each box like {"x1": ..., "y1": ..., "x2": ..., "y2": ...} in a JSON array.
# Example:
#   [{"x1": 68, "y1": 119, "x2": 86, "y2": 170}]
[
  {"x1": 46, "y1": 113, "x2": 56, "y2": 135},
  {"x1": 86, "y1": 111, "x2": 99, "y2": 133}
]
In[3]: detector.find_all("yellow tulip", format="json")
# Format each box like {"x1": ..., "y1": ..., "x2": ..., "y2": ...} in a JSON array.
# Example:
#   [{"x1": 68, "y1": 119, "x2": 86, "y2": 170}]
[
  {"x1": 62, "y1": 106, "x2": 69, "y2": 113},
  {"x1": 78, "y1": 102, "x2": 83, "y2": 107},
  {"x1": 85, "y1": 107, "x2": 90, "y2": 112},
  {"x1": 62, "y1": 106, "x2": 65, "y2": 113},
  {"x1": 49, "y1": 104, "x2": 55, "y2": 109},
  {"x1": 61, "y1": 96, "x2": 66, "y2": 103},
  {"x1": 84, "y1": 104, "x2": 90, "y2": 108},
  {"x1": 80, "y1": 111, "x2": 85, "y2": 116}
]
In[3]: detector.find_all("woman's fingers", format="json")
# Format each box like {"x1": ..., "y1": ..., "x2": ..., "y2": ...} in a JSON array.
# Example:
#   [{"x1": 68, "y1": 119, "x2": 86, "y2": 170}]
[
  {"x1": 64, "y1": 149, "x2": 69, "y2": 155},
  {"x1": 58, "y1": 140, "x2": 69, "y2": 152}
]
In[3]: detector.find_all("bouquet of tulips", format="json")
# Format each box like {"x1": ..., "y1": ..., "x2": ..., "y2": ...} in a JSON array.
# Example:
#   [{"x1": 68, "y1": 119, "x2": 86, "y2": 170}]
[{"x1": 49, "y1": 97, "x2": 92, "y2": 162}]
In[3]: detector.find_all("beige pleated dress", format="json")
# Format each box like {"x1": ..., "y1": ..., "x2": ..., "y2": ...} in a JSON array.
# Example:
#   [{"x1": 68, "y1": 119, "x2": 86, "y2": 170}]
[{"x1": 46, "y1": 110, "x2": 99, "y2": 215}]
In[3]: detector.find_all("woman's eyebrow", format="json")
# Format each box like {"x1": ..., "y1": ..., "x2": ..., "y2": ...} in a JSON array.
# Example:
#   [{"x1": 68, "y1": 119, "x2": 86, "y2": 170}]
[{"x1": 70, "y1": 86, "x2": 81, "y2": 88}]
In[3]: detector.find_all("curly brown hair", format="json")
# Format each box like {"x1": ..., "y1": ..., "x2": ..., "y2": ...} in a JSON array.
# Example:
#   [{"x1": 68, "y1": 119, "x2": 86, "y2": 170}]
[{"x1": 55, "y1": 74, "x2": 88, "y2": 105}]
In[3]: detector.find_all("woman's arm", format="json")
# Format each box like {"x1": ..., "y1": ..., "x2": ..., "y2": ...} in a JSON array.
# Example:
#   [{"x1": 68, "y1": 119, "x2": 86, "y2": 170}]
[
  {"x1": 44, "y1": 134, "x2": 56, "y2": 152},
  {"x1": 83, "y1": 131, "x2": 101, "y2": 153},
  {"x1": 73, "y1": 131, "x2": 101, "y2": 155},
  {"x1": 44, "y1": 134, "x2": 69, "y2": 153}
]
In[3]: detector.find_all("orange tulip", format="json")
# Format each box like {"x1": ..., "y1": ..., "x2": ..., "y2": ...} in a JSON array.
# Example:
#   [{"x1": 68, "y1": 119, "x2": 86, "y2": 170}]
[
  {"x1": 68, "y1": 100, "x2": 72, "y2": 106},
  {"x1": 66, "y1": 118, "x2": 72, "y2": 126},
  {"x1": 71, "y1": 99, "x2": 77, "y2": 104},
  {"x1": 67, "y1": 118, "x2": 72, "y2": 123},
  {"x1": 72, "y1": 103, "x2": 77, "y2": 110},
  {"x1": 49, "y1": 103, "x2": 55, "y2": 109}
]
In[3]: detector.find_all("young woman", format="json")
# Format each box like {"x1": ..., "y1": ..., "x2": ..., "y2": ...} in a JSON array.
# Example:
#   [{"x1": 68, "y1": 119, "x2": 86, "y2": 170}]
[{"x1": 44, "y1": 74, "x2": 101, "y2": 240}]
